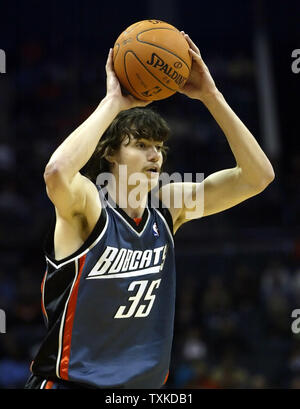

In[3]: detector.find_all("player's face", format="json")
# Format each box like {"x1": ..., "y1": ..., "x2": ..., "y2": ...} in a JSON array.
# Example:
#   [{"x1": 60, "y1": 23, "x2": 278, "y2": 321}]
[{"x1": 111, "y1": 135, "x2": 164, "y2": 189}]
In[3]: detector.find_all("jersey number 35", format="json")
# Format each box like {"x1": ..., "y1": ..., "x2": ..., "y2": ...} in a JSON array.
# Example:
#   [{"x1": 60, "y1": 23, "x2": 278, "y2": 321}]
[{"x1": 114, "y1": 279, "x2": 161, "y2": 319}]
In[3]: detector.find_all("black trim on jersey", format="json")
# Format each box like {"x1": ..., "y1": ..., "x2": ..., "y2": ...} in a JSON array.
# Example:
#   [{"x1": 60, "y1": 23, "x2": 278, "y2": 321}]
[
  {"x1": 157, "y1": 204, "x2": 174, "y2": 236},
  {"x1": 97, "y1": 185, "x2": 174, "y2": 236},
  {"x1": 109, "y1": 197, "x2": 149, "y2": 234},
  {"x1": 43, "y1": 208, "x2": 107, "y2": 264},
  {"x1": 97, "y1": 185, "x2": 149, "y2": 234},
  {"x1": 115, "y1": 204, "x2": 149, "y2": 233}
]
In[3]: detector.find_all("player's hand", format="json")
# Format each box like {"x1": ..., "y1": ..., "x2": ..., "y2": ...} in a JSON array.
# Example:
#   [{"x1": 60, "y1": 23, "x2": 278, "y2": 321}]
[
  {"x1": 105, "y1": 48, "x2": 151, "y2": 111},
  {"x1": 179, "y1": 32, "x2": 219, "y2": 102}
]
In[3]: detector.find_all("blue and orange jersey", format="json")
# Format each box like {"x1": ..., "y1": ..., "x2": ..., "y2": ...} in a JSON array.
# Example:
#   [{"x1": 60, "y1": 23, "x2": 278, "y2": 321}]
[{"x1": 31, "y1": 186, "x2": 176, "y2": 388}]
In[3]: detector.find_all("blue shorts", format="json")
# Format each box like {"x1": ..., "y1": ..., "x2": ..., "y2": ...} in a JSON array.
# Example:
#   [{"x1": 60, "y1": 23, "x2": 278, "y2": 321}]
[{"x1": 24, "y1": 374, "x2": 94, "y2": 389}]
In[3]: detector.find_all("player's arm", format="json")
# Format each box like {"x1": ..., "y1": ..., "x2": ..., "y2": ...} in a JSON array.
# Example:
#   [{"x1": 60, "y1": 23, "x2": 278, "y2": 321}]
[
  {"x1": 161, "y1": 33, "x2": 274, "y2": 233},
  {"x1": 44, "y1": 93, "x2": 118, "y2": 220},
  {"x1": 44, "y1": 49, "x2": 150, "y2": 220}
]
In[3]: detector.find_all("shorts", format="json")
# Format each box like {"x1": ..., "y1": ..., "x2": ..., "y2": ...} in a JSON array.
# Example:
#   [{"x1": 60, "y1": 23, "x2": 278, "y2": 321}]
[{"x1": 24, "y1": 374, "x2": 94, "y2": 389}]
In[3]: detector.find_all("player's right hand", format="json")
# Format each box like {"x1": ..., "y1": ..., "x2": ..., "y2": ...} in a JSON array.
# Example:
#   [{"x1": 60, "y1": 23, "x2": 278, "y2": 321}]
[
  {"x1": 178, "y1": 33, "x2": 219, "y2": 102},
  {"x1": 105, "y1": 48, "x2": 151, "y2": 111}
]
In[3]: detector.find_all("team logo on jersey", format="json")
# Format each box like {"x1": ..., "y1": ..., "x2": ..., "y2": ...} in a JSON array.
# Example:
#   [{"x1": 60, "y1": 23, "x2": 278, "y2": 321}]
[
  {"x1": 152, "y1": 222, "x2": 159, "y2": 238},
  {"x1": 86, "y1": 244, "x2": 168, "y2": 279}
]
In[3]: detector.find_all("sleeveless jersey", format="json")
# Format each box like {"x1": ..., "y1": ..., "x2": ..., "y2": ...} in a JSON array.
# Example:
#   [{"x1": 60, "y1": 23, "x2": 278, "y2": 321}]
[{"x1": 31, "y1": 186, "x2": 176, "y2": 388}]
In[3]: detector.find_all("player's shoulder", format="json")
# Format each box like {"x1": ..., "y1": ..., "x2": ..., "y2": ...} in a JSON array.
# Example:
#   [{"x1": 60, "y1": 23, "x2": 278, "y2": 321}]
[
  {"x1": 80, "y1": 177, "x2": 102, "y2": 210},
  {"x1": 54, "y1": 176, "x2": 102, "y2": 235}
]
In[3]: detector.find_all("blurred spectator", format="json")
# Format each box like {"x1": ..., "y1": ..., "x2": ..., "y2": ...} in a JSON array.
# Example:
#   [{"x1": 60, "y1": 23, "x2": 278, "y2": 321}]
[
  {"x1": 202, "y1": 276, "x2": 232, "y2": 315},
  {"x1": 249, "y1": 374, "x2": 268, "y2": 389},
  {"x1": 182, "y1": 327, "x2": 207, "y2": 362},
  {"x1": 261, "y1": 259, "x2": 292, "y2": 301}
]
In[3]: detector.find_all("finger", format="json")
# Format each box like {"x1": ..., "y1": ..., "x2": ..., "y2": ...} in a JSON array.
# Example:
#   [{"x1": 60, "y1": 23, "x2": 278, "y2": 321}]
[
  {"x1": 184, "y1": 34, "x2": 201, "y2": 57},
  {"x1": 180, "y1": 31, "x2": 201, "y2": 57},
  {"x1": 189, "y1": 48, "x2": 209, "y2": 73},
  {"x1": 107, "y1": 48, "x2": 113, "y2": 65},
  {"x1": 105, "y1": 48, "x2": 113, "y2": 72},
  {"x1": 189, "y1": 48, "x2": 206, "y2": 65},
  {"x1": 188, "y1": 48, "x2": 200, "y2": 58}
]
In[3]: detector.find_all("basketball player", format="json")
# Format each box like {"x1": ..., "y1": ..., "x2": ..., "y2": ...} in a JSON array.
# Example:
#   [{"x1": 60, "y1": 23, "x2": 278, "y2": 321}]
[{"x1": 25, "y1": 33, "x2": 274, "y2": 389}]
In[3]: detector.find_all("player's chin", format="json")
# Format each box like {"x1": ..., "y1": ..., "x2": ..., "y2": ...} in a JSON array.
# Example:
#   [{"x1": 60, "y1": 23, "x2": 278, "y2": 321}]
[
  {"x1": 144, "y1": 172, "x2": 159, "y2": 189},
  {"x1": 146, "y1": 170, "x2": 159, "y2": 178}
]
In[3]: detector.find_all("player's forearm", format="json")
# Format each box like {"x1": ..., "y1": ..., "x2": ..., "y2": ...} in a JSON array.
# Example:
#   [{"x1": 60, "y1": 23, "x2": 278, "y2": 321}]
[
  {"x1": 45, "y1": 96, "x2": 120, "y2": 181},
  {"x1": 201, "y1": 91, "x2": 275, "y2": 187}
]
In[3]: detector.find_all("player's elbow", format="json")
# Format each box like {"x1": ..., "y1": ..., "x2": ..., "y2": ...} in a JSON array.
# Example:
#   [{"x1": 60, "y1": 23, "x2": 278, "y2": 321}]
[
  {"x1": 255, "y1": 166, "x2": 275, "y2": 193},
  {"x1": 262, "y1": 163, "x2": 275, "y2": 186},
  {"x1": 266, "y1": 166, "x2": 275, "y2": 184},
  {"x1": 44, "y1": 161, "x2": 65, "y2": 187}
]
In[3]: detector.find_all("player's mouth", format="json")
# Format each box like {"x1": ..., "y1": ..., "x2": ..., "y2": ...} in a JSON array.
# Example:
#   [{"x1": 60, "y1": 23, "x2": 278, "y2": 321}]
[{"x1": 144, "y1": 165, "x2": 160, "y2": 176}]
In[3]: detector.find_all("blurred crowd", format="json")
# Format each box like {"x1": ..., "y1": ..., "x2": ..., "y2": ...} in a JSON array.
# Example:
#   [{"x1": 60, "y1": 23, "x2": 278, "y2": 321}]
[
  {"x1": 0, "y1": 1, "x2": 299, "y2": 389},
  {"x1": 168, "y1": 255, "x2": 300, "y2": 389}
]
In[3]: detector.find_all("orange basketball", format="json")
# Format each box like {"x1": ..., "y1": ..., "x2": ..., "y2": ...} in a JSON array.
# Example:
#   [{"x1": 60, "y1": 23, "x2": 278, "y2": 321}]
[{"x1": 113, "y1": 19, "x2": 192, "y2": 101}]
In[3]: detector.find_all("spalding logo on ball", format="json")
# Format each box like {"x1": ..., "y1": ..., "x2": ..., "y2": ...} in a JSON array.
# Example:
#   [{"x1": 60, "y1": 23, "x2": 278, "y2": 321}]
[{"x1": 113, "y1": 19, "x2": 192, "y2": 101}]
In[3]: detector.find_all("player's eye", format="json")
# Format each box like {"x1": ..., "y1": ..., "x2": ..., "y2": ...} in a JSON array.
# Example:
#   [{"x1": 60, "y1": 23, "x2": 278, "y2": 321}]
[
  {"x1": 136, "y1": 142, "x2": 146, "y2": 149},
  {"x1": 156, "y1": 145, "x2": 163, "y2": 151}
]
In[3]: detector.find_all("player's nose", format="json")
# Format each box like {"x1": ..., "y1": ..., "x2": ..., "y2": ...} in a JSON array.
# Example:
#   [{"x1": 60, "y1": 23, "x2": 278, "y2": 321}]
[{"x1": 147, "y1": 146, "x2": 160, "y2": 161}]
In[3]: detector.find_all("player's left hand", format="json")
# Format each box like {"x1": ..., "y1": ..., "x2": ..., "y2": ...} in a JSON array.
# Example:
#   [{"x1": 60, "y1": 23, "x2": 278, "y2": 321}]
[
  {"x1": 179, "y1": 32, "x2": 219, "y2": 102},
  {"x1": 105, "y1": 48, "x2": 151, "y2": 111}
]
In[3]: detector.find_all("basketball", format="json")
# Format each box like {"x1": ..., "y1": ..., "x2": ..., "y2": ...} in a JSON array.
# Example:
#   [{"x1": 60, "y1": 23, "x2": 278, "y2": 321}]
[{"x1": 113, "y1": 19, "x2": 192, "y2": 101}]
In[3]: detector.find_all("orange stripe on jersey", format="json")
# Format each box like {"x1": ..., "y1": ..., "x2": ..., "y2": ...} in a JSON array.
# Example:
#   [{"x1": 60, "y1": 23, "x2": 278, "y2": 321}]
[
  {"x1": 163, "y1": 370, "x2": 169, "y2": 385},
  {"x1": 59, "y1": 255, "x2": 87, "y2": 380},
  {"x1": 40, "y1": 269, "x2": 48, "y2": 319},
  {"x1": 45, "y1": 380, "x2": 54, "y2": 389}
]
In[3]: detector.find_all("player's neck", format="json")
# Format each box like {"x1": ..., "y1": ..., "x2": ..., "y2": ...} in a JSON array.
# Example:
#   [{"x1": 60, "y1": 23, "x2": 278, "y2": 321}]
[{"x1": 106, "y1": 181, "x2": 148, "y2": 219}]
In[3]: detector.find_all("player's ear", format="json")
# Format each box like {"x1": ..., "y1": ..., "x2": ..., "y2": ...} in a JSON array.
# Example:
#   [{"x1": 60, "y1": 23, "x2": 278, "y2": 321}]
[{"x1": 103, "y1": 146, "x2": 117, "y2": 167}]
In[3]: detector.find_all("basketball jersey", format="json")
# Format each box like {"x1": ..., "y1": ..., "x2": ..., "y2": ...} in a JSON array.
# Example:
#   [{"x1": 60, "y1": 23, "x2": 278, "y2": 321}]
[{"x1": 31, "y1": 186, "x2": 176, "y2": 389}]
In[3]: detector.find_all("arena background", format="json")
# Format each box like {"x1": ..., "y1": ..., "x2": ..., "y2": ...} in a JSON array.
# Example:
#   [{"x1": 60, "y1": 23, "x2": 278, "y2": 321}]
[{"x1": 0, "y1": 0, "x2": 299, "y2": 389}]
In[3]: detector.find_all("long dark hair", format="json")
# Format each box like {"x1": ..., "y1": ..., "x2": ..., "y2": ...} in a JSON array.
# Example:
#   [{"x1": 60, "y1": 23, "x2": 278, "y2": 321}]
[{"x1": 82, "y1": 107, "x2": 170, "y2": 183}]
